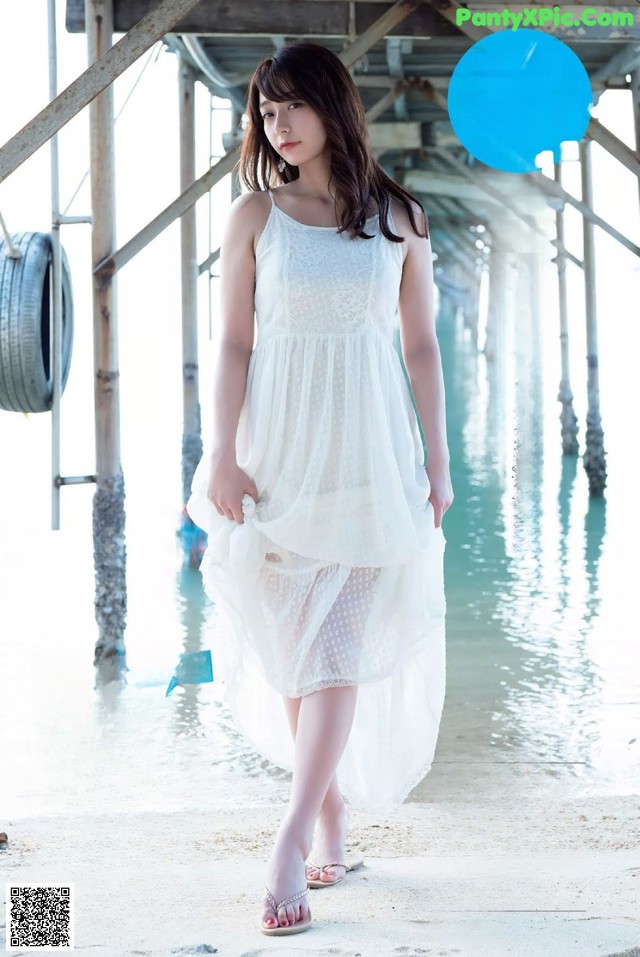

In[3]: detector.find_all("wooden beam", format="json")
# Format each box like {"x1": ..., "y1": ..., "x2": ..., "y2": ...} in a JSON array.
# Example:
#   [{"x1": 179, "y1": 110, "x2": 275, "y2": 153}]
[
  {"x1": 95, "y1": 145, "x2": 238, "y2": 275},
  {"x1": 526, "y1": 168, "x2": 640, "y2": 258},
  {"x1": 421, "y1": 0, "x2": 491, "y2": 41},
  {"x1": 590, "y1": 41, "x2": 640, "y2": 103},
  {"x1": 370, "y1": 120, "x2": 422, "y2": 150},
  {"x1": 586, "y1": 116, "x2": 640, "y2": 181},
  {"x1": 348, "y1": 72, "x2": 418, "y2": 166},
  {"x1": 430, "y1": 148, "x2": 583, "y2": 268},
  {"x1": 198, "y1": 246, "x2": 219, "y2": 277},
  {"x1": 407, "y1": 76, "x2": 448, "y2": 113},
  {"x1": 406, "y1": 162, "x2": 546, "y2": 203},
  {"x1": 338, "y1": 0, "x2": 434, "y2": 67},
  {"x1": 66, "y1": 0, "x2": 460, "y2": 36},
  {"x1": 364, "y1": 81, "x2": 409, "y2": 122},
  {"x1": 405, "y1": 169, "x2": 506, "y2": 203},
  {"x1": 0, "y1": 0, "x2": 205, "y2": 184}
]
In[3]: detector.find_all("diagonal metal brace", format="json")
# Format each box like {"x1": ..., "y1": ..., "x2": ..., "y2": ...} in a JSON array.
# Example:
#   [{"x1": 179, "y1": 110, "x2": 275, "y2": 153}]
[{"x1": 0, "y1": 0, "x2": 205, "y2": 184}]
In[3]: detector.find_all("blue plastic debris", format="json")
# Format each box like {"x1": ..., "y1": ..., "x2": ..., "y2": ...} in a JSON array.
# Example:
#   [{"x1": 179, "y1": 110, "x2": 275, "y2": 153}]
[
  {"x1": 166, "y1": 650, "x2": 214, "y2": 697},
  {"x1": 177, "y1": 507, "x2": 207, "y2": 567}
]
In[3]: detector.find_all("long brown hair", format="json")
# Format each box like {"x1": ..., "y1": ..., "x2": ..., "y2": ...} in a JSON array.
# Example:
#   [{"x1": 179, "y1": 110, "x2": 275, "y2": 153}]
[{"x1": 237, "y1": 40, "x2": 429, "y2": 244}]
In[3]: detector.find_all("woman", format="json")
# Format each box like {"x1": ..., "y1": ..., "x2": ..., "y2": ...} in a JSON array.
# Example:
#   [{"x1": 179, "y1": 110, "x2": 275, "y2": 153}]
[{"x1": 186, "y1": 40, "x2": 454, "y2": 936}]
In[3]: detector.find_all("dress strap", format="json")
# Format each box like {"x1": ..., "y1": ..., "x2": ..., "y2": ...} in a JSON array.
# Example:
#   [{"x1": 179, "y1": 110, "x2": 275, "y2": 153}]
[{"x1": 266, "y1": 188, "x2": 275, "y2": 209}]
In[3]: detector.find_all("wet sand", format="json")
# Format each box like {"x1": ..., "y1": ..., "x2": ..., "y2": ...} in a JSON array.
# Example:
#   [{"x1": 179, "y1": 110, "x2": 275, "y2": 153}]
[{"x1": 2, "y1": 787, "x2": 639, "y2": 956}]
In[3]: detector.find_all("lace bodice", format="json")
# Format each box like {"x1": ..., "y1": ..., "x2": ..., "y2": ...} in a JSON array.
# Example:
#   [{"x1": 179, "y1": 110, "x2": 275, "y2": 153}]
[{"x1": 254, "y1": 188, "x2": 404, "y2": 342}]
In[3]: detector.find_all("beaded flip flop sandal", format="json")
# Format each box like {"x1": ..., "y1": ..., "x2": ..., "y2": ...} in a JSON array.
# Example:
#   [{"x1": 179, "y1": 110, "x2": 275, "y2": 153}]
[
  {"x1": 260, "y1": 886, "x2": 313, "y2": 935},
  {"x1": 305, "y1": 857, "x2": 365, "y2": 888}
]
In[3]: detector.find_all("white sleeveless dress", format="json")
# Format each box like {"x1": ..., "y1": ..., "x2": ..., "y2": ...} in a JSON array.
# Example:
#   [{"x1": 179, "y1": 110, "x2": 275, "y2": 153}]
[{"x1": 187, "y1": 187, "x2": 447, "y2": 813}]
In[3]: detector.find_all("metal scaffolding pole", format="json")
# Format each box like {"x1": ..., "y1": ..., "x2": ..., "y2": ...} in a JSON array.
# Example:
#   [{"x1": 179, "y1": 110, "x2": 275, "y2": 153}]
[
  {"x1": 86, "y1": 0, "x2": 127, "y2": 681},
  {"x1": 553, "y1": 161, "x2": 579, "y2": 456},
  {"x1": 178, "y1": 55, "x2": 202, "y2": 509},
  {"x1": 48, "y1": 0, "x2": 64, "y2": 531},
  {"x1": 95, "y1": 146, "x2": 238, "y2": 276},
  {"x1": 579, "y1": 139, "x2": 607, "y2": 496},
  {"x1": 632, "y1": 67, "x2": 640, "y2": 213},
  {"x1": 230, "y1": 106, "x2": 242, "y2": 201}
]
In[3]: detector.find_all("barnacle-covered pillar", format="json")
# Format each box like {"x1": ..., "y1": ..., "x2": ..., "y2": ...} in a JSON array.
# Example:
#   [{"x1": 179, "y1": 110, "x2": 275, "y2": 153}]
[
  {"x1": 86, "y1": 0, "x2": 127, "y2": 681},
  {"x1": 553, "y1": 160, "x2": 579, "y2": 455},
  {"x1": 579, "y1": 139, "x2": 607, "y2": 495}
]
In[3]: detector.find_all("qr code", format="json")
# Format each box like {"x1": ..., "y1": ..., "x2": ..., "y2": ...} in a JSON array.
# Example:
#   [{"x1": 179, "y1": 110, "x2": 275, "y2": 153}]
[{"x1": 6, "y1": 884, "x2": 74, "y2": 951}]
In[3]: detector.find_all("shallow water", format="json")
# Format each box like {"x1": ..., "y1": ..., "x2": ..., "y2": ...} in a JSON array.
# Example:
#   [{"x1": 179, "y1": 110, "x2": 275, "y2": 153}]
[{"x1": 1, "y1": 251, "x2": 639, "y2": 821}]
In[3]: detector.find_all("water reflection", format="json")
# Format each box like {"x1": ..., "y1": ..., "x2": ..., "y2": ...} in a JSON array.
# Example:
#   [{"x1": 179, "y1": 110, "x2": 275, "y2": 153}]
[
  {"x1": 170, "y1": 562, "x2": 210, "y2": 739},
  {"x1": 2, "y1": 270, "x2": 639, "y2": 821},
  {"x1": 424, "y1": 260, "x2": 639, "y2": 800}
]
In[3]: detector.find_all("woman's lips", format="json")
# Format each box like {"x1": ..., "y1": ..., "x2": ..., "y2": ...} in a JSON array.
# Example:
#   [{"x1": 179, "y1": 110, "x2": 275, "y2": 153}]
[{"x1": 281, "y1": 141, "x2": 300, "y2": 150}]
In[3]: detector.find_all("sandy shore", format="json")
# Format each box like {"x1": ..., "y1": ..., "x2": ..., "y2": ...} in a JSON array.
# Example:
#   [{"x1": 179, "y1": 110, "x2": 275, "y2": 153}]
[{"x1": 2, "y1": 791, "x2": 639, "y2": 956}]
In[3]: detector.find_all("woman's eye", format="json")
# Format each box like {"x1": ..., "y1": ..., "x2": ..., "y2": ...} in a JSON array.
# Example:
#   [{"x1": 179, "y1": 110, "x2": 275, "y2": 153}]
[{"x1": 262, "y1": 102, "x2": 302, "y2": 119}]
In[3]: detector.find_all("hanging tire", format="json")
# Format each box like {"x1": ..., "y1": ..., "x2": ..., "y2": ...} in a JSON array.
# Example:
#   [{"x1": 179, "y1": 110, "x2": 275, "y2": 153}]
[{"x1": 0, "y1": 232, "x2": 74, "y2": 413}]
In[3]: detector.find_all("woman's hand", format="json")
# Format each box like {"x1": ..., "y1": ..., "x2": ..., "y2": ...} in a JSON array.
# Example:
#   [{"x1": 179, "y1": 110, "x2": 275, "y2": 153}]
[
  {"x1": 207, "y1": 450, "x2": 259, "y2": 525},
  {"x1": 426, "y1": 455, "x2": 454, "y2": 529}
]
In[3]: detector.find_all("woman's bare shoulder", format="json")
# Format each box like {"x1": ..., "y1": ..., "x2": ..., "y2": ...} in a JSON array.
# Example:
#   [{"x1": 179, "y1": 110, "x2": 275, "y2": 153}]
[
  {"x1": 225, "y1": 190, "x2": 272, "y2": 258},
  {"x1": 389, "y1": 197, "x2": 429, "y2": 264},
  {"x1": 228, "y1": 189, "x2": 271, "y2": 222},
  {"x1": 390, "y1": 196, "x2": 427, "y2": 235}
]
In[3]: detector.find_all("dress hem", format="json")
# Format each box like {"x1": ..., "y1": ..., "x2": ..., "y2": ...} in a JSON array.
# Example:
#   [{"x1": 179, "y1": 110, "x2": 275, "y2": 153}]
[
  {"x1": 266, "y1": 619, "x2": 445, "y2": 698},
  {"x1": 218, "y1": 622, "x2": 446, "y2": 813},
  {"x1": 226, "y1": 676, "x2": 440, "y2": 813}
]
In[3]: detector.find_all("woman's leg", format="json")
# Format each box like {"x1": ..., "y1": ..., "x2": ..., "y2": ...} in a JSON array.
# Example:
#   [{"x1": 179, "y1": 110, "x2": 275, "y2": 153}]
[
  {"x1": 261, "y1": 685, "x2": 358, "y2": 930},
  {"x1": 282, "y1": 694, "x2": 350, "y2": 884},
  {"x1": 282, "y1": 694, "x2": 346, "y2": 817}
]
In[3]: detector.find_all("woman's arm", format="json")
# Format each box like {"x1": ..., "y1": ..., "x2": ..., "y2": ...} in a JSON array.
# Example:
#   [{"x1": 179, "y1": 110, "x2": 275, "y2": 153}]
[
  {"x1": 404, "y1": 346, "x2": 450, "y2": 466},
  {"x1": 397, "y1": 200, "x2": 453, "y2": 527},
  {"x1": 210, "y1": 192, "x2": 258, "y2": 461},
  {"x1": 397, "y1": 200, "x2": 450, "y2": 464}
]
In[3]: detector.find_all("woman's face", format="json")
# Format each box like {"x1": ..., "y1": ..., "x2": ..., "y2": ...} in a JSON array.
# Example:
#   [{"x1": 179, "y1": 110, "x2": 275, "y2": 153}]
[{"x1": 258, "y1": 95, "x2": 329, "y2": 167}]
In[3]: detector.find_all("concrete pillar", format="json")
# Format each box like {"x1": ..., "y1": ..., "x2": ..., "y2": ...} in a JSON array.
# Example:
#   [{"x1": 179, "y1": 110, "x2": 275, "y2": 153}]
[
  {"x1": 86, "y1": 0, "x2": 127, "y2": 682},
  {"x1": 579, "y1": 139, "x2": 607, "y2": 495}
]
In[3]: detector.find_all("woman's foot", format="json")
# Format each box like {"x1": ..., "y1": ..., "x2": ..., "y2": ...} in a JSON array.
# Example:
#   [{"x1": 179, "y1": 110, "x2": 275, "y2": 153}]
[
  {"x1": 261, "y1": 822, "x2": 313, "y2": 931},
  {"x1": 306, "y1": 800, "x2": 349, "y2": 883}
]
